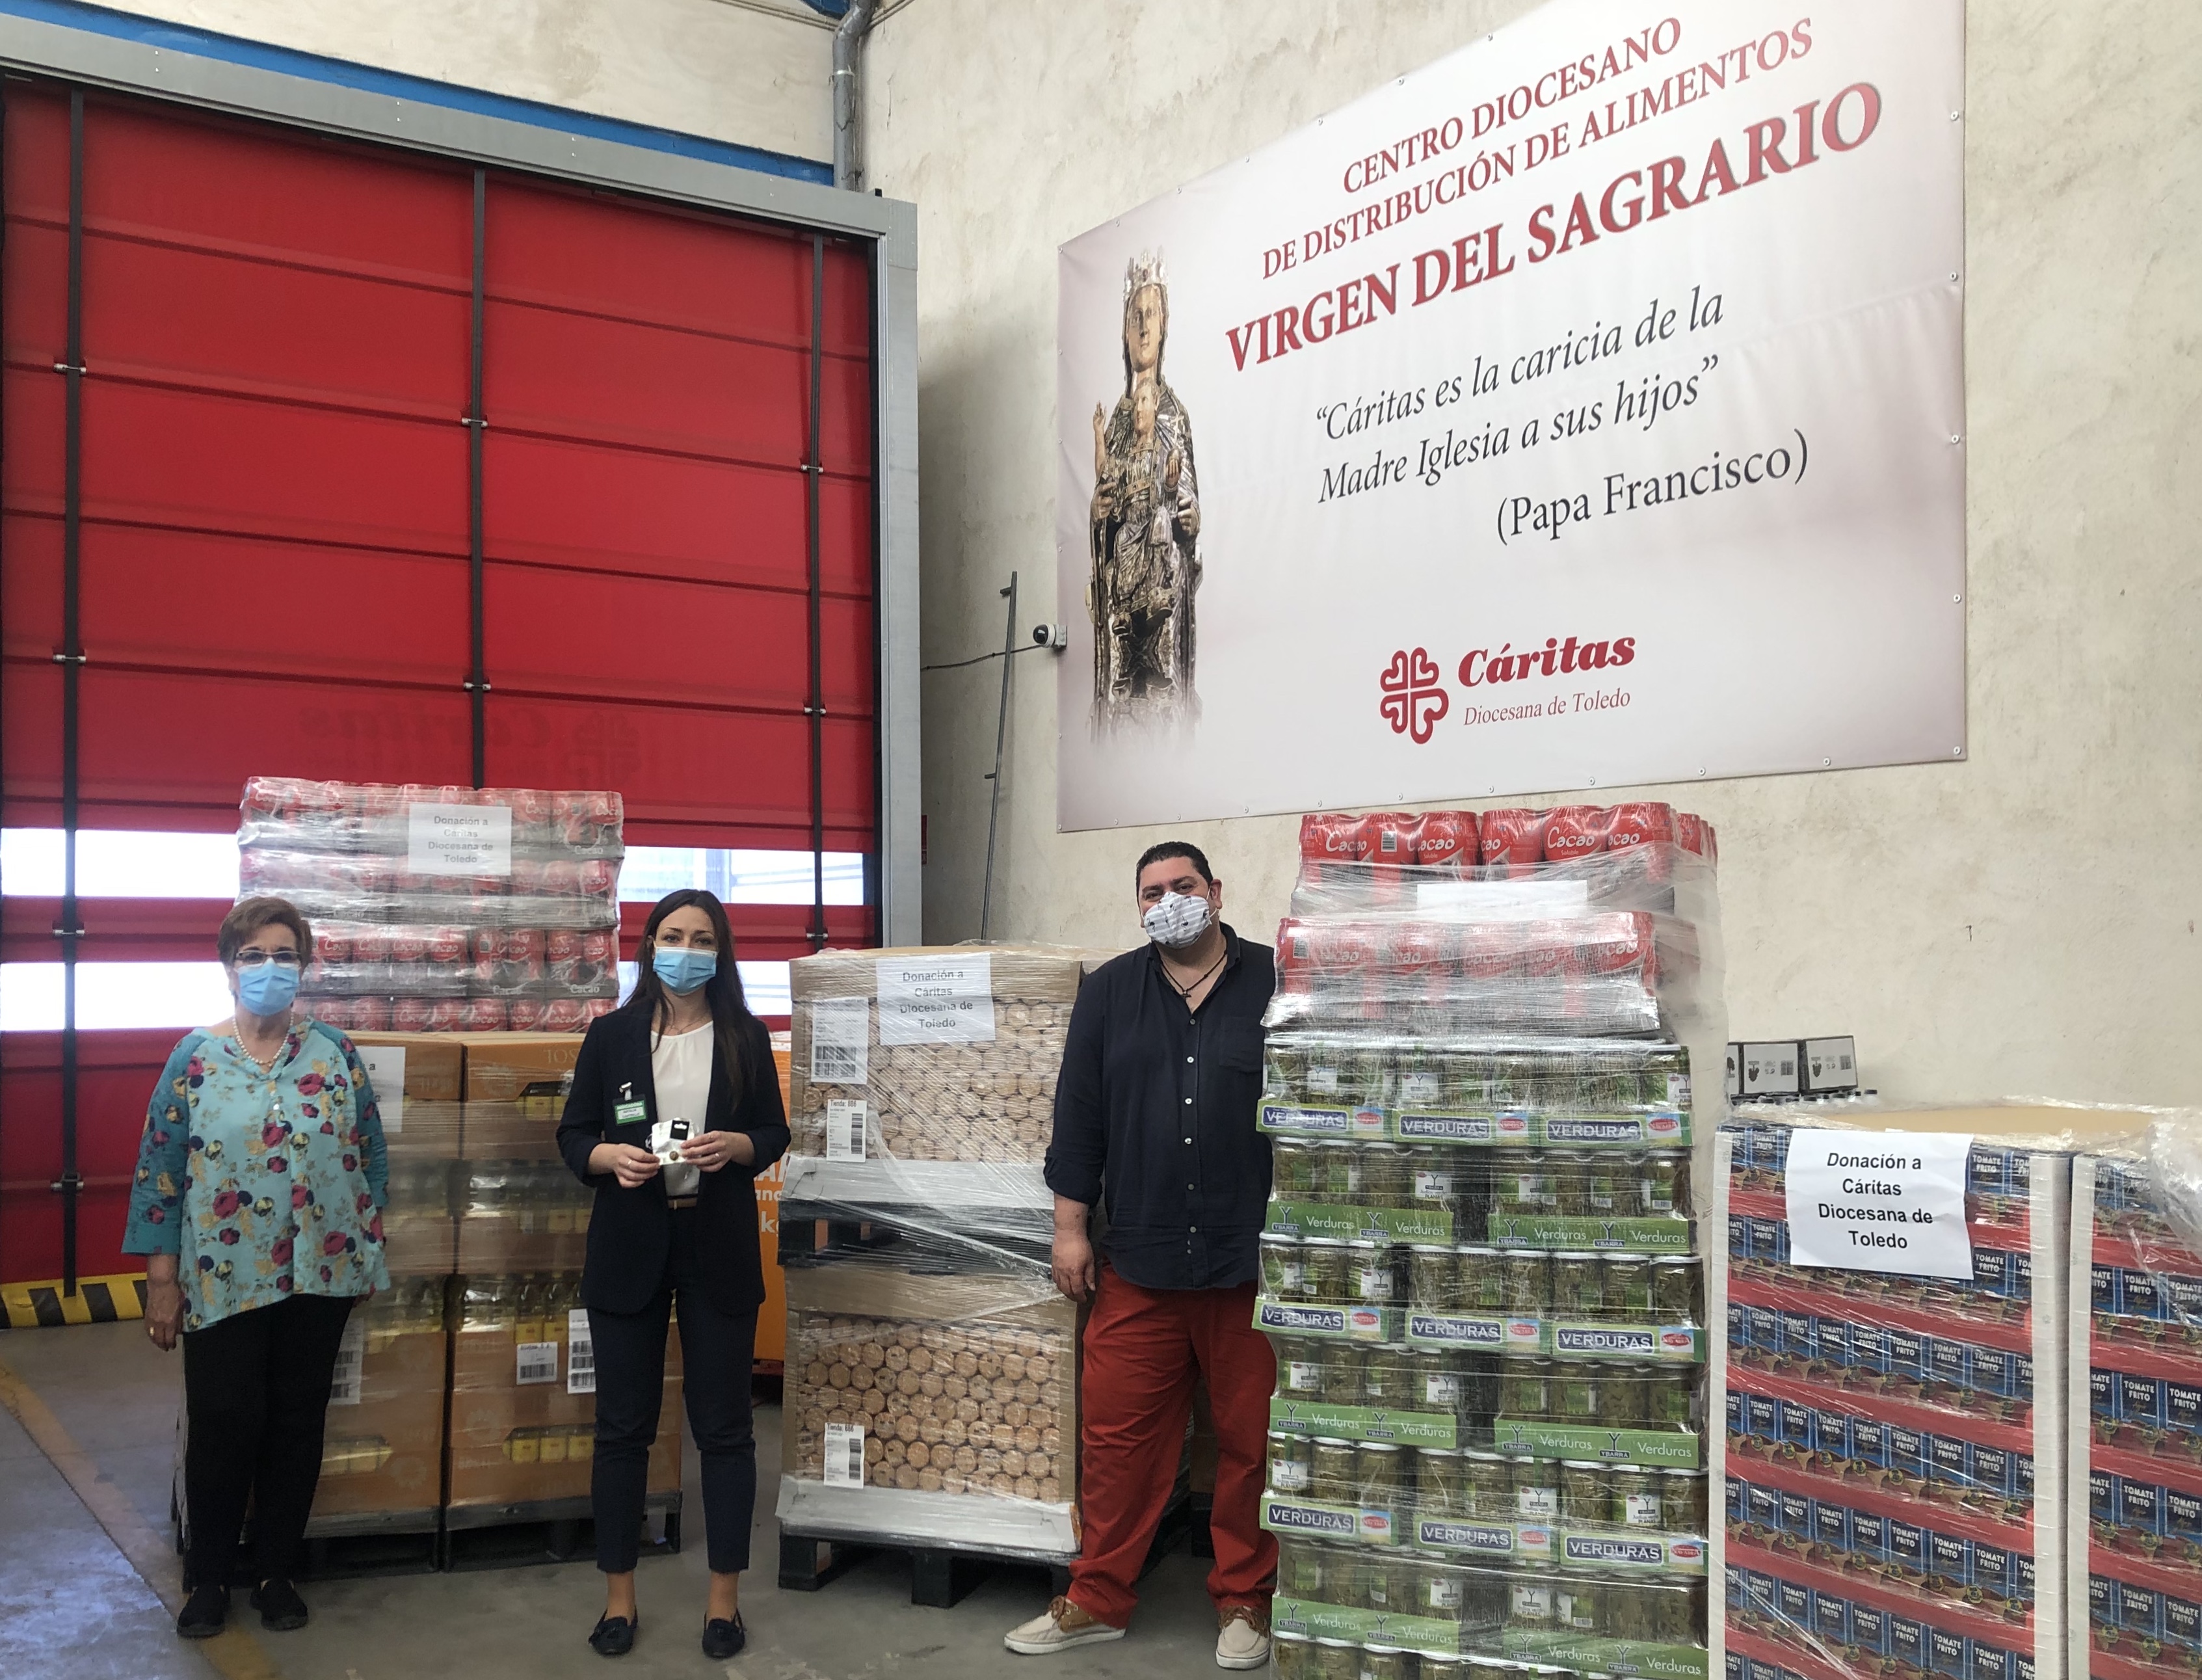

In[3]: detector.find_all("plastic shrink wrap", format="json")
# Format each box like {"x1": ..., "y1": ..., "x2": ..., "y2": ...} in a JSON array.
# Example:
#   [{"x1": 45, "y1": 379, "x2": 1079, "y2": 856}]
[
  {"x1": 1263, "y1": 807, "x2": 1724, "y2": 1680},
  {"x1": 238, "y1": 778, "x2": 621, "y2": 1033},
  {"x1": 780, "y1": 944, "x2": 1109, "y2": 1270},
  {"x1": 1719, "y1": 1103, "x2": 2153, "y2": 1680},
  {"x1": 776, "y1": 945, "x2": 1109, "y2": 1555},
  {"x1": 310, "y1": 1035, "x2": 458, "y2": 1530},
  {"x1": 2074, "y1": 1117, "x2": 2202, "y2": 1680},
  {"x1": 778, "y1": 1264, "x2": 1079, "y2": 1558},
  {"x1": 439, "y1": 1032, "x2": 686, "y2": 1511}
]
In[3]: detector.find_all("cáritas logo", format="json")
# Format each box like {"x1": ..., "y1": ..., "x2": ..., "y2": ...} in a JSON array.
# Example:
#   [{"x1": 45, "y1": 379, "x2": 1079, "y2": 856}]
[
  {"x1": 1379, "y1": 633, "x2": 1636, "y2": 744},
  {"x1": 1378, "y1": 647, "x2": 1449, "y2": 743}
]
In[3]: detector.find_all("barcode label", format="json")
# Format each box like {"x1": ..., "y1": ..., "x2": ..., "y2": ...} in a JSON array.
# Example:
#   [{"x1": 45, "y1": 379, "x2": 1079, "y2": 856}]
[
  {"x1": 328, "y1": 1320, "x2": 365, "y2": 1407},
  {"x1": 516, "y1": 1340, "x2": 559, "y2": 1385},
  {"x1": 823, "y1": 1422, "x2": 866, "y2": 1487},
  {"x1": 566, "y1": 1308, "x2": 595, "y2": 1396},
  {"x1": 809, "y1": 997, "x2": 870, "y2": 1086},
  {"x1": 826, "y1": 1099, "x2": 867, "y2": 1162}
]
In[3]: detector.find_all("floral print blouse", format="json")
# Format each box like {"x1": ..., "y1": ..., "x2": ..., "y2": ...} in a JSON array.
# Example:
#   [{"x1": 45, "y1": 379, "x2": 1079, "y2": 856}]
[{"x1": 122, "y1": 1018, "x2": 390, "y2": 1331}]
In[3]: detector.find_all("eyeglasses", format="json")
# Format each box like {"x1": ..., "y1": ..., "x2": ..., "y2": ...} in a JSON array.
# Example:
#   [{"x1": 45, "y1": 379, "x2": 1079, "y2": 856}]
[{"x1": 235, "y1": 949, "x2": 303, "y2": 968}]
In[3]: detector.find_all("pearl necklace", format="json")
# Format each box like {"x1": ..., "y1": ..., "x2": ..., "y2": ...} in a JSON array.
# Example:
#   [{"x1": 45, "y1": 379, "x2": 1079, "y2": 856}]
[{"x1": 232, "y1": 1012, "x2": 291, "y2": 1076}]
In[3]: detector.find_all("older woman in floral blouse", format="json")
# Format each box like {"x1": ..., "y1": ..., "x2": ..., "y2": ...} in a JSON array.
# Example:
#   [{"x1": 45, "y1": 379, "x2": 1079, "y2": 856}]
[{"x1": 122, "y1": 895, "x2": 389, "y2": 1640}]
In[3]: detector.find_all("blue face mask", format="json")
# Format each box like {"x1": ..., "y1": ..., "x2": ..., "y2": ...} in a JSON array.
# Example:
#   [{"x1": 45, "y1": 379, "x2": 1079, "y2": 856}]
[
  {"x1": 237, "y1": 959, "x2": 301, "y2": 1018},
  {"x1": 652, "y1": 945, "x2": 718, "y2": 996}
]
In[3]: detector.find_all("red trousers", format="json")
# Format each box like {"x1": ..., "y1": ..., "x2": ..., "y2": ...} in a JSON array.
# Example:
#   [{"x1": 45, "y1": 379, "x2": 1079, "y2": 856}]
[{"x1": 1068, "y1": 1264, "x2": 1277, "y2": 1627}]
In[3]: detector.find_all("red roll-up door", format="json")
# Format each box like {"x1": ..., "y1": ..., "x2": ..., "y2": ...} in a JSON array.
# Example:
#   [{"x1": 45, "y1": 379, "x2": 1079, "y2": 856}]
[{"x1": 0, "y1": 80, "x2": 877, "y2": 1286}]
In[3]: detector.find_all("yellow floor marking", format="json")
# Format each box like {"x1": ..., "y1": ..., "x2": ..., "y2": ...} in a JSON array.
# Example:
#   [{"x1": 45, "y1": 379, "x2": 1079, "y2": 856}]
[{"x1": 0, "y1": 1352, "x2": 283, "y2": 1679}]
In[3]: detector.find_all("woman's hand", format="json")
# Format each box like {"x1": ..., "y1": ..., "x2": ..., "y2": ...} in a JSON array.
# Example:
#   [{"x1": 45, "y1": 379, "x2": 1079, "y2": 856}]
[
  {"x1": 589, "y1": 1143, "x2": 663, "y2": 1189},
  {"x1": 683, "y1": 1130, "x2": 756, "y2": 1174},
  {"x1": 144, "y1": 1257, "x2": 184, "y2": 1352}
]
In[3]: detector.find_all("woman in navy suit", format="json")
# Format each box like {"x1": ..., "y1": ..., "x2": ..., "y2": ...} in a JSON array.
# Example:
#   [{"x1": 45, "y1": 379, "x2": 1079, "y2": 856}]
[{"x1": 557, "y1": 888, "x2": 787, "y2": 1659}]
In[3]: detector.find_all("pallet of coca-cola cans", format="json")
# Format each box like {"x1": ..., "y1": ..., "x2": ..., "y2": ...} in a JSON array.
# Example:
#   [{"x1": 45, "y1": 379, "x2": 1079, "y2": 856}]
[
  {"x1": 238, "y1": 778, "x2": 622, "y2": 1035},
  {"x1": 1279, "y1": 804, "x2": 1721, "y2": 1037}
]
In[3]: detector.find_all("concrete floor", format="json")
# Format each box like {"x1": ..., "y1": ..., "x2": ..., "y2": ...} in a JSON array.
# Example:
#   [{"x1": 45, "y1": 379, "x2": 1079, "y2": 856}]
[{"x1": 0, "y1": 1322, "x2": 1229, "y2": 1680}]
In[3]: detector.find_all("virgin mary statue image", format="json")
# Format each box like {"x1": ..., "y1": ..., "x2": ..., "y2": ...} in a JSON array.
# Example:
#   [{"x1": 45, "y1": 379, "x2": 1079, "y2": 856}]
[{"x1": 1088, "y1": 251, "x2": 1201, "y2": 732}]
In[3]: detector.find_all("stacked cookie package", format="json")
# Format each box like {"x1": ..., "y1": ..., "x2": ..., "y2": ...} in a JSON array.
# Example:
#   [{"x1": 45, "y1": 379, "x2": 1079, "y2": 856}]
[
  {"x1": 776, "y1": 944, "x2": 1106, "y2": 1559},
  {"x1": 786, "y1": 944, "x2": 1087, "y2": 1164},
  {"x1": 786, "y1": 1307, "x2": 1070, "y2": 1502}
]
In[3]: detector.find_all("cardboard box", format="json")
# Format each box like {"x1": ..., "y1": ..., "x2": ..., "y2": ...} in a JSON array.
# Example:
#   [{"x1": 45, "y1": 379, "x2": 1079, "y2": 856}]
[
  {"x1": 347, "y1": 1032, "x2": 466, "y2": 1102},
  {"x1": 1801, "y1": 1036, "x2": 1860, "y2": 1094},
  {"x1": 306, "y1": 1281, "x2": 451, "y2": 1527},
  {"x1": 1738, "y1": 1041, "x2": 1801, "y2": 1098},
  {"x1": 312, "y1": 1324, "x2": 449, "y2": 1522},
  {"x1": 454, "y1": 1216, "x2": 590, "y2": 1276},
  {"x1": 348, "y1": 1037, "x2": 461, "y2": 1275},
  {"x1": 458, "y1": 1032, "x2": 586, "y2": 1109},
  {"x1": 445, "y1": 1270, "x2": 682, "y2": 1510}
]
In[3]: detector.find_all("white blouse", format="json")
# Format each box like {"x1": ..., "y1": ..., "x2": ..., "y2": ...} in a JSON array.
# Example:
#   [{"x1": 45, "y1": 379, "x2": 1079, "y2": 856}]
[{"x1": 652, "y1": 1022, "x2": 714, "y2": 1199}]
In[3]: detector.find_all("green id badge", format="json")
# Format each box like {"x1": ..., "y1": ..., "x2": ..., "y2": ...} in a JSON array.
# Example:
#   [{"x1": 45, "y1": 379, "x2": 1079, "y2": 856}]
[{"x1": 614, "y1": 1100, "x2": 648, "y2": 1127}]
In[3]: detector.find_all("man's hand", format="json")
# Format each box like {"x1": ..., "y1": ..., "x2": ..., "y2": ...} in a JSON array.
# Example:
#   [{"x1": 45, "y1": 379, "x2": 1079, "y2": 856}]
[
  {"x1": 1052, "y1": 1223, "x2": 1097, "y2": 1303},
  {"x1": 590, "y1": 1143, "x2": 663, "y2": 1189}
]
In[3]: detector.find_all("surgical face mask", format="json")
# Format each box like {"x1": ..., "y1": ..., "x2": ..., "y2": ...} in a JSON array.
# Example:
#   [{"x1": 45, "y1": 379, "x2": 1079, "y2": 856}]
[
  {"x1": 652, "y1": 944, "x2": 718, "y2": 996},
  {"x1": 1142, "y1": 890, "x2": 1213, "y2": 948},
  {"x1": 235, "y1": 959, "x2": 301, "y2": 1017}
]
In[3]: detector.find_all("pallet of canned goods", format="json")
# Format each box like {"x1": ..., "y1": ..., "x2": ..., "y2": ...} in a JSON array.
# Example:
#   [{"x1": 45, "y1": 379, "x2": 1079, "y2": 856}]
[
  {"x1": 1256, "y1": 814, "x2": 1726, "y2": 1680},
  {"x1": 1270, "y1": 1532, "x2": 1710, "y2": 1679},
  {"x1": 237, "y1": 777, "x2": 624, "y2": 1033},
  {"x1": 2071, "y1": 1131, "x2": 2202, "y2": 1680},
  {"x1": 1716, "y1": 1103, "x2": 2131, "y2": 1680}
]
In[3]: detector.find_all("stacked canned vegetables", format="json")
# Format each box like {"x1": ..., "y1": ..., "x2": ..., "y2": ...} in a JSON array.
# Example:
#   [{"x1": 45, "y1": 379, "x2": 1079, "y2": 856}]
[{"x1": 1260, "y1": 817, "x2": 1725, "y2": 1680}]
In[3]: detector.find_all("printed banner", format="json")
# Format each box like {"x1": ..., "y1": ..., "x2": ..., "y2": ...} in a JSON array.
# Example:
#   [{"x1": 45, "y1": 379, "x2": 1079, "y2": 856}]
[{"x1": 1057, "y1": 0, "x2": 1963, "y2": 829}]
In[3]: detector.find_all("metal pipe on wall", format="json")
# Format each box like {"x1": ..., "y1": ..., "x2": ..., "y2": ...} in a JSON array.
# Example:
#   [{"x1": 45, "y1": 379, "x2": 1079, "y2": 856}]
[{"x1": 831, "y1": 0, "x2": 876, "y2": 189}]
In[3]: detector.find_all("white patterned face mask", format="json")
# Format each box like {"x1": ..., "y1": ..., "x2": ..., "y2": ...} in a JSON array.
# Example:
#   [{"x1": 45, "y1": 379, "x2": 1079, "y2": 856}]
[{"x1": 1142, "y1": 890, "x2": 1212, "y2": 948}]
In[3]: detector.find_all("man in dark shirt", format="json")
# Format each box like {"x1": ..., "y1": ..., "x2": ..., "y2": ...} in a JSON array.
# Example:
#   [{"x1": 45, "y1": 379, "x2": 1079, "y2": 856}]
[{"x1": 1005, "y1": 842, "x2": 1277, "y2": 1668}]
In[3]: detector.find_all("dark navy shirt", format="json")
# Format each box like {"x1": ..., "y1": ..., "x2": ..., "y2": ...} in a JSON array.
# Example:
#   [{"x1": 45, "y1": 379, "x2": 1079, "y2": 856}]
[{"x1": 1043, "y1": 926, "x2": 1275, "y2": 1290}]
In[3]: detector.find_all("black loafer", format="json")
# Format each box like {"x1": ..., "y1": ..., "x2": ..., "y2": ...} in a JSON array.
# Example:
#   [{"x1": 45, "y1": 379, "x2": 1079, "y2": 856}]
[
  {"x1": 702, "y1": 1615, "x2": 746, "y2": 1660},
  {"x1": 251, "y1": 1577, "x2": 310, "y2": 1631},
  {"x1": 589, "y1": 1614, "x2": 638, "y2": 1658},
  {"x1": 176, "y1": 1583, "x2": 230, "y2": 1640}
]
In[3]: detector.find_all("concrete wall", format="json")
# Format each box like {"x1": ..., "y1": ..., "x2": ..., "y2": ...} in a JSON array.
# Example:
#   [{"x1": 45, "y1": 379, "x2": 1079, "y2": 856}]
[
  {"x1": 89, "y1": 0, "x2": 834, "y2": 161},
  {"x1": 866, "y1": 0, "x2": 2202, "y2": 1108}
]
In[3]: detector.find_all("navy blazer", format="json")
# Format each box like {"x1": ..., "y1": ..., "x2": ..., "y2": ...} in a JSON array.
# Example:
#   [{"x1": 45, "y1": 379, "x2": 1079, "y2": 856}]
[{"x1": 555, "y1": 1002, "x2": 789, "y2": 1316}]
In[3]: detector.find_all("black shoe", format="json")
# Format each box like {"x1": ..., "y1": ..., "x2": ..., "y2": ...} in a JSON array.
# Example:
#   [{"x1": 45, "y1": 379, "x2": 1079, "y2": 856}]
[
  {"x1": 176, "y1": 1584, "x2": 230, "y2": 1640},
  {"x1": 702, "y1": 1615, "x2": 746, "y2": 1660},
  {"x1": 252, "y1": 1577, "x2": 310, "y2": 1632},
  {"x1": 589, "y1": 1614, "x2": 637, "y2": 1658}
]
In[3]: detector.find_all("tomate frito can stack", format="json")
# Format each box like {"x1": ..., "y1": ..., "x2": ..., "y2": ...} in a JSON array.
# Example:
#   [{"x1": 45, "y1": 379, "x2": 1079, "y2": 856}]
[
  {"x1": 2074, "y1": 1149, "x2": 2202, "y2": 1680},
  {"x1": 1718, "y1": 1104, "x2": 2110, "y2": 1680},
  {"x1": 1260, "y1": 804, "x2": 1726, "y2": 1680}
]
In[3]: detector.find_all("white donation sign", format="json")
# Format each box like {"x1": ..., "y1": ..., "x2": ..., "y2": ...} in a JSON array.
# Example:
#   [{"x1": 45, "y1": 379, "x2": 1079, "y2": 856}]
[
  {"x1": 1783, "y1": 1128, "x2": 1974, "y2": 1279},
  {"x1": 407, "y1": 803, "x2": 513, "y2": 876},
  {"x1": 875, "y1": 955, "x2": 996, "y2": 1046}
]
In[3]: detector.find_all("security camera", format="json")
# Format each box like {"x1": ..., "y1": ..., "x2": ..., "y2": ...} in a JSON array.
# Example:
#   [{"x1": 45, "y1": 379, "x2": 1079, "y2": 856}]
[{"x1": 1033, "y1": 623, "x2": 1068, "y2": 649}]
